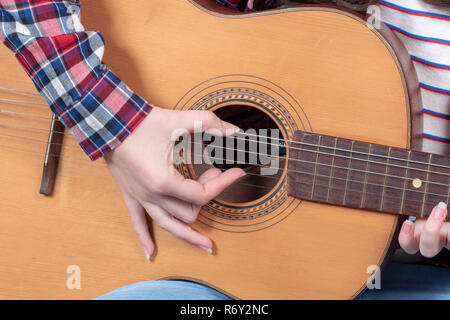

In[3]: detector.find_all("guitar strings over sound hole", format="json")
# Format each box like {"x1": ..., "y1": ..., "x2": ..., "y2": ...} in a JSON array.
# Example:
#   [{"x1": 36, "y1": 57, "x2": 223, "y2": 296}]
[{"x1": 192, "y1": 105, "x2": 286, "y2": 203}]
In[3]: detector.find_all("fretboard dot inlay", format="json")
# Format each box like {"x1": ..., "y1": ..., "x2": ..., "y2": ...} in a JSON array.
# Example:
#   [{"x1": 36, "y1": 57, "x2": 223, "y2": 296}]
[{"x1": 412, "y1": 178, "x2": 422, "y2": 189}]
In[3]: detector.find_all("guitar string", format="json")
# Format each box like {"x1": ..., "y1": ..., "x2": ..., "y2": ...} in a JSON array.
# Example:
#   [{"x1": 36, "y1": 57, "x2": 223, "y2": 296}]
[
  {"x1": 0, "y1": 98, "x2": 48, "y2": 107},
  {"x1": 233, "y1": 131, "x2": 450, "y2": 170},
  {"x1": 1, "y1": 109, "x2": 450, "y2": 181},
  {"x1": 1, "y1": 90, "x2": 448, "y2": 213},
  {"x1": 206, "y1": 155, "x2": 450, "y2": 199},
  {"x1": 0, "y1": 132, "x2": 449, "y2": 201},
  {"x1": 0, "y1": 86, "x2": 445, "y2": 172},
  {"x1": 1, "y1": 102, "x2": 449, "y2": 175},
  {"x1": 1, "y1": 117, "x2": 450, "y2": 191},
  {"x1": 195, "y1": 142, "x2": 450, "y2": 187},
  {"x1": 0, "y1": 87, "x2": 449, "y2": 170},
  {"x1": 0, "y1": 86, "x2": 41, "y2": 97},
  {"x1": 0, "y1": 134, "x2": 444, "y2": 211},
  {"x1": 214, "y1": 167, "x2": 449, "y2": 212},
  {"x1": 2, "y1": 92, "x2": 447, "y2": 172},
  {"x1": 0, "y1": 142, "x2": 276, "y2": 191},
  {"x1": 1, "y1": 122, "x2": 449, "y2": 189}
]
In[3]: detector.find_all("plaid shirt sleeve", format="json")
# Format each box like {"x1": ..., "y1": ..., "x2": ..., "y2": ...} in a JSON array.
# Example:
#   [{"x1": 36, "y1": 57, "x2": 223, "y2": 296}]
[{"x1": 0, "y1": 0, "x2": 152, "y2": 160}]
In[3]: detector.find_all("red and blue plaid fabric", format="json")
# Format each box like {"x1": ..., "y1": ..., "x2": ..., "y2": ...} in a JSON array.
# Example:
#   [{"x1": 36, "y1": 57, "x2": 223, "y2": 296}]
[
  {"x1": 0, "y1": 0, "x2": 152, "y2": 160},
  {"x1": 0, "y1": 0, "x2": 280, "y2": 161}
]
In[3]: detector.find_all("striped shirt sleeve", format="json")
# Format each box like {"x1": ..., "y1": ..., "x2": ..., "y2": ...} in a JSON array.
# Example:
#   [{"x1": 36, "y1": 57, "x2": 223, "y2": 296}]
[
  {"x1": 378, "y1": 0, "x2": 450, "y2": 156},
  {"x1": 0, "y1": 0, "x2": 153, "y2": 160}
]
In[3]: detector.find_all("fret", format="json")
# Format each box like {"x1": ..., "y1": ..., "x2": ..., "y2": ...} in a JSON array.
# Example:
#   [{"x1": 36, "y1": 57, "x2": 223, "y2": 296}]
[
  {"x1": 384, "y1": 148, "x2": 408, "y2": 214},
  {"x1": 328, "y1": 138, "x2": 352, "y2": 205},
  {"x1": 424, "y1": 153, "x2": 450, "y2": 216},
  {"x1": 287, "y1": 132, "x2": 323, "y2": 200},
  {"x1": 404, "y1": 151, "x2": 429, "y2": 217},
  {"x1": 343, "y1": 140, "x2": 355, "y2": 206},
  {"x1": 420, "y1": 154, "x2": 432, "y2": 218},
  {"x1": 399, "y1": 151, "x2": 411, "y2": 215},
  {"x1": 364, "y1": 144, "x2": 389, "y2": 211},
  {"x1": 360, "y1": 144, "x2": 372, "y2": 208},
  {"x1": 313, "y1": 135, "x2": 337, "y2": 202},
  {"x1": 326, "y1": 137, "x2": 338, "y2": 202},
  {"x1": 380, "y1": 147, "x2": 392, "y2": 211},
  {"x1": 345, "y1": 141, "x2": 370, "y2": 208},
  {"x1": 310, "y1": 135, "x2": 322, "y2": 200}
]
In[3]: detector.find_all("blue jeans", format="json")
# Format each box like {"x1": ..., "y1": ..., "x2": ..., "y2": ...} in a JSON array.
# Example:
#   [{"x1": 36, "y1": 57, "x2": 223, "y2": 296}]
[{"x1": 95, "y1": 263, "x2": 450, "y2": 300}]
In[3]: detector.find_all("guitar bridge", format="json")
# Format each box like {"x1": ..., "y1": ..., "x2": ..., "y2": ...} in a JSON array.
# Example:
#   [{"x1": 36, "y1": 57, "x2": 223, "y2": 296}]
[{"x1": 40, "y1": 114, "x2": 65, "y2": 196}]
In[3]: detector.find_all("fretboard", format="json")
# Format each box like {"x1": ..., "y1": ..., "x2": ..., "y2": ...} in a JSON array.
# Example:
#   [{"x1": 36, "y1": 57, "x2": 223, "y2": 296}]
[{"x1": 287, "y1": 131, "x2": 450, "y2": 221}]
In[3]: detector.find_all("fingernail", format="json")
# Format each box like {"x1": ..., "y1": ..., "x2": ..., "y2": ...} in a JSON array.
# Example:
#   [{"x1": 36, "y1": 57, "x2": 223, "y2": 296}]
[
  {"x1": 199, "y1": 246, "x2": 213, "y2": 254},
  {"x1": 433, "y1": 203, "x2": 446, "y2": 220},
  {"x1": 401, "y1": 220, "x2": 413, "y2": 234},
  {"x1": 145, "y1": 253, "x2": 150, "y2": 261}
]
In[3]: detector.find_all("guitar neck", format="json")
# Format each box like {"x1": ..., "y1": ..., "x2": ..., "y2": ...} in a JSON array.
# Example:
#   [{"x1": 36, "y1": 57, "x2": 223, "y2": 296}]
[{"x1": 287, "y1": 131, "x2": 450, "y2": 221}]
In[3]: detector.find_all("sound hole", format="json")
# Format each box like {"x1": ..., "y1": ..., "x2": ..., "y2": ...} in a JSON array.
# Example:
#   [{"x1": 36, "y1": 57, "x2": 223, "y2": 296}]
[{"x1": 193, "y1": 105, "x2": 286, "y2": 203}]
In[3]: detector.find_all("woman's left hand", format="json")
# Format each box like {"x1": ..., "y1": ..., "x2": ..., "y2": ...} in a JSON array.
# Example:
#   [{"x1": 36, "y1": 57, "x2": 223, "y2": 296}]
[{"x1": 399, "y1": 202, "x2": 450, "y2": 258}]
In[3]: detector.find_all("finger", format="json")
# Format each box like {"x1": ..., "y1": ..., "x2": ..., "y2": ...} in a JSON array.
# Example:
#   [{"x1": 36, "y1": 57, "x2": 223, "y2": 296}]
[
  {"x1": 123, "y1": 195, "x2": 155, "y2": 260},
  {"x1": 198, "y1": 167, "x2": 223, "y2": 183},
  {"x1": 420, "y1": 202, "x2": 448, "y2": 258},
  {"x1": 154, "y1": 195, "x2": 197, "y2": 224},
  {"x1": 193, "y1": 167, "x2": 223, "y2": 212},
  {"x1": 174, "y1": 110, "x2": 239, "y2": 136},
  {"x1": 443, "y1": 222, "x2": 450, "y2": 250},
  {"x1": 167, "y1": 167, "x2": 245, "y2": 205},
  {"x1": 144, "y1": 203, "x2": 213, "y2": 253},
  {"x1": 155, "y1": 168, "x2": 224, "y2": 223},
  {"x1": 398, "y1": 219, "x2": 419, "y2": 255}
]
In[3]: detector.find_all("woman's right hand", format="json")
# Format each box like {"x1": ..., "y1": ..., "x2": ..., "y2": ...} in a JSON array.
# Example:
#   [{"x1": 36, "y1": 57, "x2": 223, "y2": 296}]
[{"x1": 105, "y1": 107, "x2": 245, "y2": 259}]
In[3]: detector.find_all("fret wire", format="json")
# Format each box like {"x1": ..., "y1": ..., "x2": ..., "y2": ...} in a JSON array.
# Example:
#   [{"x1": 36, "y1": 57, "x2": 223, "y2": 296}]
[
  {"x1": 310, "y1": 136, "x2": 322, "y2": 200},
  {"x1": 380, "y1": 147, "x2": 391, "y2": 212},
  {"x1": 343, "y1": 141, "x2": 354, "y2": 206},
  {"x1": 326, "y1": 137, "x2": 338, "y2": 203},
  {"x1": 360, "y1": 144, "x2": 372, "y2": 208},
  {"x1": 400, "y1": 151, "x2": 410, "y2": 215},
  {"x1": 447, "y1": 185, "x2": 450, "y2": 207},
  {"x1": 421, "y1": 154, "x2": 432, "y2": 218}
]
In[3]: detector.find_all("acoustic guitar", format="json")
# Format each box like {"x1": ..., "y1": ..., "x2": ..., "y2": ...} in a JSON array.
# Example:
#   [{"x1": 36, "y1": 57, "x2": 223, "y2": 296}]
[{"x1": 0, "y1": 0, "x2": 446, "y2": 299}]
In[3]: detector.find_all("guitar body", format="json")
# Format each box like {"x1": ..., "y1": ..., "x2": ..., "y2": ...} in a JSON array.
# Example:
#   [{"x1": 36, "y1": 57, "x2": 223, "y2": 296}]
[{"x1": 0, "y1": 0, "x2": 422, "y2": 299}]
